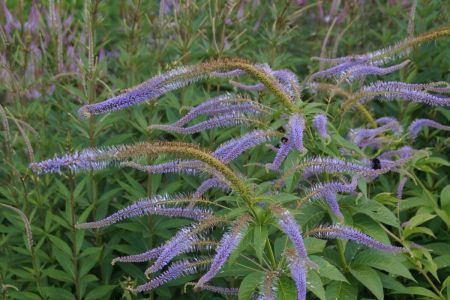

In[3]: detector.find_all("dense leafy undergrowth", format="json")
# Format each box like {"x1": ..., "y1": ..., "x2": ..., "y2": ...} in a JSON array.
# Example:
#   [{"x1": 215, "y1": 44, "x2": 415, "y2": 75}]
[{"x1": 1, "y1": 1, "x2": 450, "y2": 299}]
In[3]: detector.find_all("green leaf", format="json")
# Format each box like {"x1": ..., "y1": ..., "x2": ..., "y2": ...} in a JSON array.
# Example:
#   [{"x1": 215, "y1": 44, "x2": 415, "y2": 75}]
[
  {"x1": 277, "y1": 275, "x2": 298, "y2": 300},
  {"x1": 307, "y1": 270, "x2": 326, "y2": 300},
  {"x1": 326, "y1": 281, "x2": 357, "y2": 300},
  {"x1": 404, "y1": 213, "x2": 436, "y2": 228},
  {"x1": 253, "y1": 225, "x2": 268, "y2": 262},
  {"x1": 238, "y1": 272, "x2": 263, "y2": 300},
  {"x1": 440, "y1": 185, "x2": 450, "y2": 210},
  {"x1": 349, "y1": 265, "x2": 384, "y2": 300},
  {"x1": 310, "y1": 256, "x2": 348, "y2": 282},
  {"x1": 355, "y1": 200, "x2": 399, "y2": 228},
  {"x1": 84, "y1": 286, "x2": 116, "y2": 300},
  {"x1": 41, "y1": 287, "x2": 76, "y2": 300},
  {"x1": 353, "y1": 249, "x2": 414, "y2": 281}
]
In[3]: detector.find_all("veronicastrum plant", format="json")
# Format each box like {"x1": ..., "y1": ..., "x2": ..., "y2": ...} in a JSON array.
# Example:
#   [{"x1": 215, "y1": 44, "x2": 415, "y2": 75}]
[{"x1": 30, "y1": 25, "x2": 450, "y2": 299}]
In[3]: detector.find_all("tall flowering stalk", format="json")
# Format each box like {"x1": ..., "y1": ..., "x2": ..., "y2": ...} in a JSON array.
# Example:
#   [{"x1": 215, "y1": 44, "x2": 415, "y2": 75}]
[{"x1": 29, "y1": 23, "x2": 450, "y2": 296}]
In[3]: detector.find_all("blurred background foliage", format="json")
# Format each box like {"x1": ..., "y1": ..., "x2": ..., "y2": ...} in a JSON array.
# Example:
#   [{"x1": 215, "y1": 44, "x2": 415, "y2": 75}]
[{"x1": 0, "y1": 0, "x2": 449, "y2": 299}]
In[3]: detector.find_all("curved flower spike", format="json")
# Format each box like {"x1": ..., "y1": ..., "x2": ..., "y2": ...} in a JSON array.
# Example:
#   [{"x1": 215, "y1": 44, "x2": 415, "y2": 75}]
[
  {"x1": 313, "y1": 114, "x2": 329, "y2": 138},
  {"x1": 285, "y1": 249, "x2": 307, "y2": 300},
  {"x1": 311, "y1": 224, "x2": 407, "y2": 252},
  {"x1": 195, "y1": 215, "x2": 250, "y2": 287},
  {"x1": 288, "y1": 114, "x2": 306, "y2": 153},
  {"x1": 408, "y1": 118, "x2": 450, "y2": 140}
]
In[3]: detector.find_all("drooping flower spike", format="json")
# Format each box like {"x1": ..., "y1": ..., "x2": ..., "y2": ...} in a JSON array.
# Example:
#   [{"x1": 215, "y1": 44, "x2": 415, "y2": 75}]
[
  {"x1": 132, "y1": 258, "x2": 211, "y2": 293},
  {"x1": 172, "y1": 94, "x2": 267, "y2": 127},
  {"x1": 288, "y1": 114, "x2": 306, "y2": 153},
  {"x1": 313, "y1": 114, "x2": 329, "y2": 138},
  {"x1": 76, "y1": 194, "x2": 213, "y2": 229},
  {"x1": 272, "y1": 206, "x2": 310, "y2": 263},
  {"x1": 312, "y1": 26, "x2": 450, "y2": 65},
  {"x1": 308, "y1": 224, "x2": 407, "y2": 252},
  {"x1": 356, "y1": 81, "x2": 450, "y2": 107},
  {"x1": 285, "y1": 249, "x2": 307, "y2": 300},
  {"x1": 408, "y1": 118, "x2": 450, "y2": 140},
  {"x1": 397, "y1": 177, "x2": 408, "y2": 200},
  {"x1": 78, "y1": 58, "x2": 299, "y2": 118},
  {"x1": 310, "y1": 59, "x2": 409, "y2": 82},
  {"x1": 149, "y1": 112, "x2": 262, "y2": 134},
  {"x1": 195, "y1": 214, "x2": 250, "y2": 288}
]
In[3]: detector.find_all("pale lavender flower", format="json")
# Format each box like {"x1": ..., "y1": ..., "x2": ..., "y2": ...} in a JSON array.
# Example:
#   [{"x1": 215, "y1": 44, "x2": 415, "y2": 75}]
[
  {"x1": 78, "y1": 66, "x2": 205, "y2": 117},
  {"x1": 267, "y1": 138, "x2": 293, "y2": 170},
  {"x1": 230, "y1": 81, "x2": 265, "y2": 92},
  {"x1": 193, "y1": 178, "x2": 231, "y2": 198},
  {"x1": 305, "y1": 177, "x2": 357, "y2": 201},
  {"x1": 121, "y1": 160, "x2": 205, "y2": 176},
  {"x1": 288, "y1": 114, "x2": 306, "y2": 152},
  {"x1": 133, "y1": 260, "x2": 198, "y2": 293},
  {"x1": 397, "y1": 177, "x2": 408, "y2": 199},
  {"x1": 197, "y1": 285, "x2": 239, "y2": 296},
  {"x1": 301, "y1": 157, "x2": 375, "y2": 178},
  {"x1": 313, "y1": 114, "x2": 328, "y2": 138},
  {"x1": 323, "y1": 192, "x2": 344, "y2": 220},
  {"x1": 342, "y1": 60, "x2": 410, "y2": 81},
  {"x1": 145, "y1": 226, "x2": 198, "y2": 274},
  {"x1": 313, "y1": 225, "x2": 406, "y2": 252},
  {"x1": 379, "y1": 146, "x2": 413, "y2": 160},
  {"x1": 359, "y1": 81, "x2": 450, "y2": 106},
  {"x1": 149, "y1": 112, "x2": 259, "y2": 134},
  {"x1": 376, "y1": 117, "x2": 403, "y2": 134},
  {"x1": 29, "y1": 146, "x2": 125, "y2": 174},
  {"x1": 76, "y1": 200, "x2": 211, "y2": 229},
  {"x1": 1, "y1": 0, "x2": 21, "y2": 34},
  {"x1": 174, "y1": 98, "x2": 265, "y2": 127},
  {"x1": 286, "y1": 251, "x2": 307, "y2": 300},
  {"x1": 274, "y1": 207, "x2": 308, "y2": 259},
  {"x1": 349, "y1": 120, "x2": 402, "y2": 147},
  {"x1": 112, "y1": 245, "x2": 164, "y2": 265},
  {"x1": 408, "y1": 118, "x2": 450, "y2": 140},
  {"x1": 214, "y1": 130, "x2": 273, "y2": 163},
  {"x1": 310, "y1": 59, "x2": 364, "y2": 80},
  {"x1": 24, "y1": 3, "x2": 40, "y2": 33},
  {"x1": 195, "y1": 216, "x2": 249, "y2": 287}
]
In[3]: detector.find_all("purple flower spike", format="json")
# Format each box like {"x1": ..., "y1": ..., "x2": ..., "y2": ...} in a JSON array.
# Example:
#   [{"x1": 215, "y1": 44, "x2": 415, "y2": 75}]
[
  {"x1": 273, "y1": 207, "x2": 308, "y2": 259},
  {"x1": 286, "y1": 251, "x2": 307, "y2": 300},
  {"x1": 397, "y1": 178, "x2": 408, "y2": 200},
  {"x1": 214, "y1": 130, "x2": 273, "y2": 163},
  {"x1": 77, "y1": 203, "x2": 211, "y2": 229},
  {"x1": 267, "y1": 138, "x2": 293, "y2": 170},
  {"x1": 288, "y1": 114, "x2": 306, "y2": 152},
  {"x1": 149, "y1": 112, "x2": 259, "y2": 134},
  {"x1": 145, "y1": 226, "x2": 198, "y2": 275},
  {"x1": 122, "y1": 160, "x2": 205, "y2": 176},
  {"x1": 133, "y1": 260, "x2": 198, "y2": 293},
  {"x1": 313, "y1": 224, "x2": 406, "y2": 252},
  {"x1": 111, "y1": 245, "x2": 165, "y2": 265},
  {"x1": 193, "y1": 178, "x2": 231, "y2": 198},
  {"x1": 343, "y1": 60, "x2": 410, "y2": 81},
  {"x1": 78, "y1": 66, "x2": 203, "y2": 117},
  {"x1": 174, "y1": 98, "x2": 265, "y2": 127},
  {"x1": 324, "y1": 192, "x2": 344, "y2": 220},
  {"x1": 29, "y1": 146, "x2": 125, "y2": 174},
  {"x1": 2, "y1": 0, "x2": 21, "y2": 34},
  {"x1": 196, "y1": 284, "x2": 239, "y2": 296},
  {"x1": 230, "y1": 80, "x2": 265, "y2": 92},
  {"x1": 24, "y1": 3, "x2": 40, "y2": 33},
  {"x1": 379, "y1": 146, "x2": 413, "y2": 160},
  {"x1": 359, "y1": 81, "x2": 450, "y2": 106},
  {"x1": 195, "y1": 215, "x2": 249, "y2": 287},
  {"x1": 310, "y1": 59, "x2": 364, "y2": 80},
  {"x1": 408, "y1": 118, "x2": 450, "y2": 140},
  {"x1": 313, "y1": 114, "x2": 329, "y2": 138}
]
